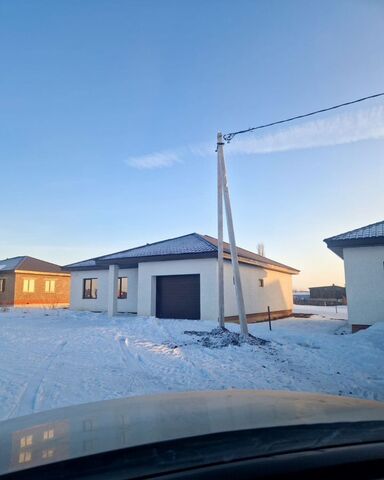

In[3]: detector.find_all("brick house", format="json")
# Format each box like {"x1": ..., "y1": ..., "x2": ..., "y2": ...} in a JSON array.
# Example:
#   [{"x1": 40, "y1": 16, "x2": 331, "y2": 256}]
[{"x1": 0, "y1": 256, "x2": 70, "y2": 308}]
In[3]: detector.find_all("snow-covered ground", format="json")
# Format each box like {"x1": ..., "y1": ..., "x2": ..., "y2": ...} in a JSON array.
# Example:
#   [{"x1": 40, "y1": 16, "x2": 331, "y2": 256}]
[{"x1": 0, "y1": 305, "x2": 383, "y2": 421}]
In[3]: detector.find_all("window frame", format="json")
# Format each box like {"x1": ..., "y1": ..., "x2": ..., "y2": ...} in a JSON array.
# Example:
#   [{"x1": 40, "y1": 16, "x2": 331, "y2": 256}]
[
  {"x1": 22, "y1": 278, "x2": 35, "y2": 293},
  {"x1": 44, "y1": 279, "x2": 56, "y2": 293},
  {"x1": 83, "y1": 278, "x2": 98, "y2": 299},
  {"x1": 259, "y1": 279, "x2": 264, "y2": 288},
  {"x1": 117, "y1": 277, "x2": 128, "y2": 299},
  {"x1": 43, "y1": 429, "x2": 54, "y2": 440},
  {"x1": 0, "y1": 278, "x2": 5, "y2": 293}
]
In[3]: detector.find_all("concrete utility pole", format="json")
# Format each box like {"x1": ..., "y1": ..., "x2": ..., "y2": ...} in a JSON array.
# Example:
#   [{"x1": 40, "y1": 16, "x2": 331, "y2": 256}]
[
  {"x1": 217, "y1": 133, "x2": 225, "y2": 328},
  {"x1": 217, "y1": 132, "x2": 249, "y2": 338}
]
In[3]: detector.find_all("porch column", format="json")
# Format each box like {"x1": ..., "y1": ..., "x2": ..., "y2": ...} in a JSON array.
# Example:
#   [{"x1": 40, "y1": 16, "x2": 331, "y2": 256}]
[{"x1": 108, "y1": 264, "x2": 119, "y2": 317}]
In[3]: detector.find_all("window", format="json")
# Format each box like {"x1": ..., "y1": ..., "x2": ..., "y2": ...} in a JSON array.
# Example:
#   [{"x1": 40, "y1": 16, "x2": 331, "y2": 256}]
[
  {"x1": 42, "y1": 449, "x2": 54, "y2": 459},
  {"x1": 83, "y1": 279, "x2": 98, "y2": 299},
  {"x1": 259, "y1": 279, "x2": 264, "y2": 287},
  {"x1": 19, "y1": 451, "x2": 32, "y2": 464},
  {"x1": 0, "y1": 278, "x2": 5, "y2": 293},
  {"x1": 45, "y1": 280, "x2": 56, "y2": 293},
  {"x1": 43, "y1": 429, "x2": 54, "y2": 440},
  {"x1": 83, "y1": 419, "x2": 94, "y2": 432},
  {"x1": 23, "y1": 279, "x2": 35, "y2": 293},
  {"x1": 20, "y1": 435, "x2": 33, "y2": 448},
  {"x1": 118, "y1": 277, "x2": 128, "y2": 299}
]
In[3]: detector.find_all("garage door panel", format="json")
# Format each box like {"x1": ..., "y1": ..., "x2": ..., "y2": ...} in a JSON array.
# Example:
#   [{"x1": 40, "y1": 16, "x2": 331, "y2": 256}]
[{"x1": 156, "y1": 274, "x2": 200, "y2": 319}]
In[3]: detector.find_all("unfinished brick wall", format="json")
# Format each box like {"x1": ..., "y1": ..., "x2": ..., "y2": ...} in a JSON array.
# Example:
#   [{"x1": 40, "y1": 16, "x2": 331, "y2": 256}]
[{"x1": 13, "y1": 272, "x2": 70, "y2": 307}]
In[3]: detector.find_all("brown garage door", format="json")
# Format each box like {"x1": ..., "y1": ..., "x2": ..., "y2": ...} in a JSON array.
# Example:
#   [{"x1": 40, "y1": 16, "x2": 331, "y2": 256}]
[{"x1": 156, "y1": 274, "x2": 200, "y2": 319}]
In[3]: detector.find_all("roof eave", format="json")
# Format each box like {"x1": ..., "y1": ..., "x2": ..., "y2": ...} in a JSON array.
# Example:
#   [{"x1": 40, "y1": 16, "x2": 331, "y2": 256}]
[
  {"x1": 325, "y1": 243, "x2": 344, "y2": 259},
  {"x1": 64, "y1": 265, "x2": 108, "y2": 272},
  {"x1": 223, "y1": 254, "x2": 299, "y2": 275},
  {"x1": 66, "y1": 252, "x2": 299, "y2": 274},
  {"x1": 324, "y1": 237, "x2": 384, "y2": 259},
  {"x1": 97, "y1": 251, "x2": 217, "y2": 266},
  {"x1": 65, "y1": 252, "x2": 218, "y2": 271}
]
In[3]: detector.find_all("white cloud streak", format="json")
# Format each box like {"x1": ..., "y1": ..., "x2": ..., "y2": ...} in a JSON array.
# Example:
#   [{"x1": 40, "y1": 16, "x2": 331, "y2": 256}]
[
  {"x1": 125, "y1": 151, "x2": 181, "y2": 169},
  {"x1": 125, "y1": 105, "x2": 384, "y2": 169},
  {"x1": 229, "y1": 105, "x2": 384, "y2": 155}
]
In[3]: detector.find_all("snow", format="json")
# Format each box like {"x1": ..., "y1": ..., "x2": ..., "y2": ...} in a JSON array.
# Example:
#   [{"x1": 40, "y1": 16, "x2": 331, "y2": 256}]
[
  {"x1": 293, "y1": 303, "x2": 349, "y2": 319},
  {"x1": 0, "y1": 305, "x2": 383, "y2": 421}
]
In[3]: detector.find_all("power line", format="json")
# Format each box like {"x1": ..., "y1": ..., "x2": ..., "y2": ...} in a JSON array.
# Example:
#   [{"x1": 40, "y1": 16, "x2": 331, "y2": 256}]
[{"x1": 223, "y1": 92, "x2": 384, "y2": 143}]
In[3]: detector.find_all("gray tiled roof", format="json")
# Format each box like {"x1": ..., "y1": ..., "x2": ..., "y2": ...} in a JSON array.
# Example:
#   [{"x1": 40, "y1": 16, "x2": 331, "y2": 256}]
[
  {"x1": 64, "y1": 234, "x2": 216, "y2": 269},
  {"x1": 0, "y1": 256, "x2": 25, "y2": 272},
  {"x1": 324, "y1": 220, "x2": 384, "y2": 259},
  {"x1": 64, "y1": 259, "x2": 98, "y2": 269},
  {"x1": 101, "y1": 233, "x2": 216, "y2": 261},
  {"x1": 203, "y1": 235, "x2": 299, "y2": 273},
  {"x1": 325, "y1": 220, "x2": 384, "y2": 242},
  {"x1": 65, "y1": 233, "x2": 298, "y2": 274},
  {"x1": 66, "y1": 233, "x2": 216, "y2": 269}
]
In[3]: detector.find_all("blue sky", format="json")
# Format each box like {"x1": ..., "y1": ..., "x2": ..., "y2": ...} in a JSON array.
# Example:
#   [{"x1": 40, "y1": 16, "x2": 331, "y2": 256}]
[{"x1": 1, "y1": 0, "x2": 384, "y2": 289}]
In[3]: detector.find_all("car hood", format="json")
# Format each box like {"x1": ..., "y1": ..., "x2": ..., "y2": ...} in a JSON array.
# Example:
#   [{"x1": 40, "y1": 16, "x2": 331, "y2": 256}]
[{"x1": 1, "y1": 389, "x2": 384, "y2": 476}]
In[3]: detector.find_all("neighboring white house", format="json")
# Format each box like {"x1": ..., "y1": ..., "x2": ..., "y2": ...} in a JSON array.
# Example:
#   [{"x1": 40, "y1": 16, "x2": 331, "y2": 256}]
[
  {"x1": 65, "y1": 233, "x2": 299, "y2": 322},
  {"x1": 324, "y1": 220, "x2": 384, "y2": 332}
]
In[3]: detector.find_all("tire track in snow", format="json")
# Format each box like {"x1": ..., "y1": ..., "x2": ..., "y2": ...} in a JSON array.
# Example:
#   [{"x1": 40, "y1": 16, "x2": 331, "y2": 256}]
[
  {"x1": 116, "y1": 321, "x2": 276, "y2": 392},
  {"x1": 8, "y1": 340, "x2": 67, "y2": 419},
  {"x1": 116, "y1": 335, "x2": 169, "y2": 393},
  {"x1": 148, "y1": 322, "x2": 232, "y2": 389}
]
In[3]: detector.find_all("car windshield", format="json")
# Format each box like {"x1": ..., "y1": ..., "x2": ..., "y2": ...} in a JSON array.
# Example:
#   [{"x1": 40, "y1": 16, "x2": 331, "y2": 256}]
[{"x1": 1, "y1": 0, "x2": 384, "y2": 477}]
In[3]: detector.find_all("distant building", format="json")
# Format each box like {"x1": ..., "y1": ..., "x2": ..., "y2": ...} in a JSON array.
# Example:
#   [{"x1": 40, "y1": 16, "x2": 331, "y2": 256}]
[
  {"x1": 0, "y1": 256, "x2": 70, "y2": 308},
  {"x1": 293, "y1": 291, "x2": 310, "y2": 304},
  {"x1": 324, "y1": 220, "x2": 384, "y2": 332},
  {"x1": 309, "y1": 285, "x2": 346, "y2": 302},
  {"x1": 293, "y1": 287, "x2": 345, "y2": 306}
]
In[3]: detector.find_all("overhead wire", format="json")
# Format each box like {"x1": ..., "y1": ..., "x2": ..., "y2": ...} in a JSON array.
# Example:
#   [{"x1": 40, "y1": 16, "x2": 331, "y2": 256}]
[{"x1": 223, "y1": 92, "x2": 384, "y2": 142}]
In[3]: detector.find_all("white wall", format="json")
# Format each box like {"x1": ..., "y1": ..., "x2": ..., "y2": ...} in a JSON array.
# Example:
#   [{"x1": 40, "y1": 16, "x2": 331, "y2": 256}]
[
  {"x1": 223, "y1": 261, "x2": 293, "y2": 317},
  {"x1": 70, "y1": 259, "x2": 293, "y2": 320},
  {"x1": 70, "y1": 268, "x2": 138, "y2": 313},
  {"x1": 343, "y1": 246, "x2": 384, "y2": 326},
  {"x1": 137, "y1": 258, "x2": 218, "y2": 321}
]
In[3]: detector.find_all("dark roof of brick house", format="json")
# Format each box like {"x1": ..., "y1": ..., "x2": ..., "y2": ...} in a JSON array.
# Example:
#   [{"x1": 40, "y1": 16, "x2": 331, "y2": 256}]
[
  {"x1": 65, "y1": 233, "x2": 299, "y2": 274},
  {"x1": 0, "y1": 256, "x2": 67, "y2": 274},
  {"x1": 324, "y1": 220, "x2": 384, "y2": 258},
  {"x1": 0, "y1": 256, "x2": 25, "y2": 272}
]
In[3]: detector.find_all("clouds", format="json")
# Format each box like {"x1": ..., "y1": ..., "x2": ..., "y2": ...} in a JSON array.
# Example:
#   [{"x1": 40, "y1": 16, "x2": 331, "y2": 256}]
[
  {"x1": 125, "y1": 105, "x2": 384, "y2": 169},
  {"x1": 125, "y1": 151, "x2": 182, "y2": 169},
  {"x1": 124, "y1": 143, "x2": 214, "y2": 170},
  {"x1": 230, "y1": 105, "x2": 384, "y2": 156}
]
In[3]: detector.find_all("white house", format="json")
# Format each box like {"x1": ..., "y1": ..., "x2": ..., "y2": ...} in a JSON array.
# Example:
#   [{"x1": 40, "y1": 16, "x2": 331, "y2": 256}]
[
  {"x1": 325, "y1": 220, "x2": 384, "y2": 332},
  {"x1": 65, "y1": 233, "x2": 299, "y2": 322}
]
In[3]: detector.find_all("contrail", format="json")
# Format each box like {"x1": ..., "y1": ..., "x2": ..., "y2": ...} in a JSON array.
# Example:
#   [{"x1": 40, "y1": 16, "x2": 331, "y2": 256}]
[
  {"x1": 229, "y1": 105, "x2": 384, "y2": 155},
  {"x1": 125, "y1": 150, "x2": 181, "y2": 169},
  {"x1": 125, "y1": 105, "x2": 384, "y2": 169}
]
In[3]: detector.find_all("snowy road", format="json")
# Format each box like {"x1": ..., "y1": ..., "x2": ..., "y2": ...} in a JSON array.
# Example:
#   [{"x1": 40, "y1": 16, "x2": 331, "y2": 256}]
[{"x1": 0, "y1": 305, "x2": 383, "y2": 420}]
